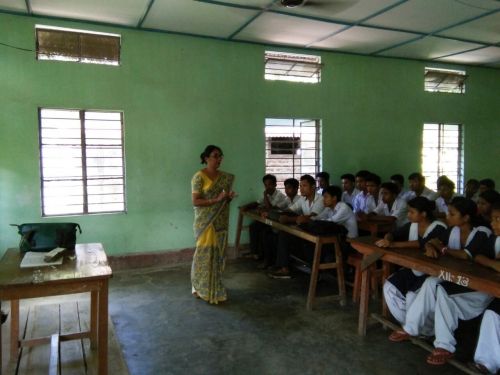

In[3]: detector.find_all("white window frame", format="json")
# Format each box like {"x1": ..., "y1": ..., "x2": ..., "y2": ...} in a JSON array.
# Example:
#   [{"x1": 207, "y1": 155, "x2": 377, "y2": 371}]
[
  {"x1": 265, "y1": 51, "x2": 322, "y2": 83},
  {"x1": 39, "y1": 108, "x2": 126, "y2": 216},
  {"x1": 421, "y1": 123, "x2": 464, "y2": 194},
  {"x1": 265, "y1": 118, "x2": 321, "y2": 190},
  {"x1": 424, "y1": 67, "x2": 466, "y2": 94}
]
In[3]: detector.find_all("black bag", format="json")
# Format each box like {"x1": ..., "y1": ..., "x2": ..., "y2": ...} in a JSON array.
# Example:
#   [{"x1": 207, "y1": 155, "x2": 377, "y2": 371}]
[
  {"x1": 12, "y1": 223, "x2": 82, "y2": 252},
  {"x1": 298, "y1": 220, "x2": 347, "y2": 236},
  {"x1": 267, "y1": 209, "x2": 298, "y2": 221}
]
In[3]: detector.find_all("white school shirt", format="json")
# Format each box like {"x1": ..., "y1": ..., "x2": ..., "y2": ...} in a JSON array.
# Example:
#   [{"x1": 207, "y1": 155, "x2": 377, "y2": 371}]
[
  {"x1": 313, "y1": 202, "x2": 358, "y2": 238},
  {"x1": 365, "y1": 194, "x2": 379, "y2": 214},
  {"x1": 398, "y1": 189, "x2": 413, "y2": 202},
  {"x1": 373, "y1": 197, "x2": 409, "y2": 228},
  {"x1": 341, "y1": 188, "x2": 360, "y2": 207},
  {"x1": 257, "y1": 189, "x2": 288, "y2": 209},
  {"x1": 284, "y1": 194, "x2": 301, "y2": 209},
  {"x1": 406, "y1": 186, "x2": 438, "y2": 201},
  {"x1": 289, "y1": 192, "x2": 324, "y2": 216},
  {"x1": 353, "y1": 192, "x2": 369, "y2": 214},
  {"x1": 435, "y1": 194, "x2": 459, "y2": 215}
]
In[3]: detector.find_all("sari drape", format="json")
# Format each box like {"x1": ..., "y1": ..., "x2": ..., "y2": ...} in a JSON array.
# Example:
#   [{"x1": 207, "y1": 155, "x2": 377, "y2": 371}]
[{"x1": 191, "y1": 170, "x2": 234, "y2": 304}]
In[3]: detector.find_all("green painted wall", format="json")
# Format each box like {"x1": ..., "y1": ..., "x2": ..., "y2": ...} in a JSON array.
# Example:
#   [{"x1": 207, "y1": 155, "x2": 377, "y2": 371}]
[{"x1": 1, "y1": 13, "x2": 499, "y2": 256}]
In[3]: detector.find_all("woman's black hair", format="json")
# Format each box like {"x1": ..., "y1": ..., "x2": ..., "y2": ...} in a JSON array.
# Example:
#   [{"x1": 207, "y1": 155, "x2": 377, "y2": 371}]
[
  {"x1": 323, "y1": 185, "x2": 342, "y2": 201},
  {"x1": 479, "y1": 190, "x2": 500, "y2": 205},
  {"x1": 200, "y1": 145, "x2": 223, "y2": 164},
  {"x1": 408, "y1": 196, "x2": 436, "y2": 221},
  {"x1": 448, "y1": 197, "x2": 479, "y2": 225}
]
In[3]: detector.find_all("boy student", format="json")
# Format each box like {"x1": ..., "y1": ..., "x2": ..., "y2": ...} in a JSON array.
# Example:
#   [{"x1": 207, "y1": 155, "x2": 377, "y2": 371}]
[
  {"x1": 340, "y1": 173, "x2": 360, "y2": 207},
  {"x1": 479, "y1": 178, "x2": 496, "y2": 195},
  {"x1": 363, "y1": 173, "x2": 382, "y2": 215},
  {"x1": 435, "y1": 176, "x2": 457, "y2": 218},
  {"x1": 352, "y1": 170, "x2": 371, "y2": 214},
  {"x1": 391, "y1": 174, "x2": 412, "y2": 202},
  {"x1": 465, "y1": 178, "x2": 480, "y2": 202},
  {"x1": 371, "y1": 182, "x2": 409, "y2": 228},
  {"x1": 315, "y1": 171, "x2": 330, "y2": 195},
  {"x1": 407, "y1": 172, "x2": 438, "y2": 201},
  {"x1": 472, "y1": 201, "x2": 500, "y2": 374},
  {"x1": 283, "y1": 178, "x2": 300, "y2": 207},
  {"x1": 247, "y1": 174, "x2": 289, "y2": 260},
  {"x1": 268, "y1": 174, "x2": 324, "y2": 279}
]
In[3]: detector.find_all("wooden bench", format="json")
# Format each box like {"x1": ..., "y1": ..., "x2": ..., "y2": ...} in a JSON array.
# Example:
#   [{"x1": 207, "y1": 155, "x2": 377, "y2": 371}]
[{"x1": 235, "y1": 208, "x2": 346, "y2": 310}]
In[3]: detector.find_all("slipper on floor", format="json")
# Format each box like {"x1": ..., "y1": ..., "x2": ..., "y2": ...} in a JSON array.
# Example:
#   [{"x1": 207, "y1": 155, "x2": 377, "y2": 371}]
[
  {"x1": 426, "y1": 348, "x2": 453, "y2": 366},
  {"x1": 388, "y1": 330, "x2": 410, "y2": 342},
  {"x1": 467, "y1": 362, "x2": 490, "y2": 374}
]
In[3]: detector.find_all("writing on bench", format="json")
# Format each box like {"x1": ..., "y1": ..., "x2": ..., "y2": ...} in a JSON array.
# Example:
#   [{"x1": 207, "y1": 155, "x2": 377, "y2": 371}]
[{"x1": 438, "y1": 270, "x2": 470, "y2": 287}]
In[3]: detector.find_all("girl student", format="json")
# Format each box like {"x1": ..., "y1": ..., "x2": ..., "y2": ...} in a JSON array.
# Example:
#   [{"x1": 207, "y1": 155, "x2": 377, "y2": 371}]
[
  {"x1": 375, "y1": 197, "x2": 447, "y2": 337},
  {"x1": 387, "y1": 197, "x2": 492, "y2": 364}
]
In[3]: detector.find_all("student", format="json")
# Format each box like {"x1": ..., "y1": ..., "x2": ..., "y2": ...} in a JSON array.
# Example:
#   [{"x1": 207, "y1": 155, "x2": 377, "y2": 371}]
[
  {"x1": 425, "y1": 199, "x2": 497, "y2": 366},
  {"x1": 376, "y1": 197, "x2": 447, "y2": 330},
  {"x1": 435, "y1": 176, "x2": 457, "y2": 218},
  {"x1": 352, "y1": 170, "x2": 371, "y2": 214},
  {"x1": 371, "y1": 182, "x2": 409, "y2": 228},
  {"x1": 269, "y1": 175, "x2": 324, "y2": 279},
  {"x1": 479, "y1": 178, "x2": 496, "y2": 195},
  {"x1": 247, "y1": 174, "x2": 289, "y2": 260},
  {"x1": 340, "y1": 173, "x2": 360, "y2": 208},
  {"x1": 465, "y1": 178, "x2": 480, "y2": 202},
  {"x1": 407, "y1": 173, "x2": 438, "y2": 201},
  {"x1": 364, "y1": 173, "x2": 381, "y2": 214},
  {"x1": 315, "y1": 171, "x2": 330, "y2": 195},
  {"x1": 472, "y1": 203, "x2": 500, "y2": 374},
  {"x1": 387, "y1": 198, "x2": 491, "y2": 363},
  {"x1": 313, "y1": 185, "x2": 358, "y2": 239},
  {"x1": 477, "y1": 190, "x2": 500, "y2": 228},
  {"x1": 283, "y1": 178, "x2": 301, "y2": 207},
  {"x1": 391, "y1": 174, "x2": 412, "y2": 202}
]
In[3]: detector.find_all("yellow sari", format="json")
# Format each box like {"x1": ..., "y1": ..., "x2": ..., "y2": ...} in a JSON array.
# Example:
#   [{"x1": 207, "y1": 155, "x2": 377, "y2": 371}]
[{"x1": 191, "y1": 170, "x2": 234, "y2": 304}]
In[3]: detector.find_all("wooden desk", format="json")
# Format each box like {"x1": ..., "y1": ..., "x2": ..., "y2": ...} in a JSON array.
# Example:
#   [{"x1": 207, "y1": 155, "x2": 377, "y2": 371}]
[
  {"x1": 0, "y1": 243, "x2": 112, "y2": 375},
  {"x1": 350, "y1": 237, "x2": 500, "y2": 336},
  {"x1": 235, "y1": 209, "x2": 346, "y2": 310},
  {"x1": 357, "y1": 218, "x2": 394, "y2": 238}
]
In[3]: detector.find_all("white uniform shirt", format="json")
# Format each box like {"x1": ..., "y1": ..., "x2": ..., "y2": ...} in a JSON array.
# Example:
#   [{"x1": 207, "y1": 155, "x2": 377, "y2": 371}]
[
  {"x1": 374, "y1": 197, "x2": 409, "y2": 228},
  {"x1": 257, "y1": 189, "x2": 289, "y2": 210},
  {"x1": 365, "y1": 194, "x2": 379, "y2": 214},
  {"x1": 341, "y1": 188, "x2": 360, "y2": 207},
  {"x1": 398, "y1": 189, "x2": 413, "y2": 202},
  {"x1": 289, "y1": 192, "x2": 324, "y2": 216},
  {"x1": 353, "y1": 192, "x2": 369, "y2": 214},
  {"x1": 407, "y1": 186, "x2": 438, "y2": 201},
  {"x1": 435, "y1": 194, "x2": 459, "y2": 215},
  {"x1": 284, "y1": 194, "x2": 301, "y2": 209},
  {"x1": 313, "y1": 202, "x2": 358, "y2": 238}
]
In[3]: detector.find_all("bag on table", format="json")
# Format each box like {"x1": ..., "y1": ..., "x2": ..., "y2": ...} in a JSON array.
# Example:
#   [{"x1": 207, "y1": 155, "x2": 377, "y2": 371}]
[
  {"x1": 298, "y1": 220, "x2": 347, "y2": 236},
  {"x1": 11, "y1": 222, "x2": 82, "y2": 253}
]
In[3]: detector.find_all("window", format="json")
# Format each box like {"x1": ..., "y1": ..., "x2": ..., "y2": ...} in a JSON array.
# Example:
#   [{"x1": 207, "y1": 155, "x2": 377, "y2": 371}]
[
  {"x1": 265, "y1": 118, "x2": 321, "y2": 189},
  {"x1": 265, "y1": 51, "x2": 322, "y2": 83},
  {"x1": 424, "y1": 67, "x2": 466, "y2": 94},
  {"x1": 36, "y1": 25, "x2": 120, "y2": 66},
  {"x1": 422, "y1": 123, "x2": 463, "y2": 194},
  {"x1": 39, "y1": 109, "x2": 126, "y2": 216}
]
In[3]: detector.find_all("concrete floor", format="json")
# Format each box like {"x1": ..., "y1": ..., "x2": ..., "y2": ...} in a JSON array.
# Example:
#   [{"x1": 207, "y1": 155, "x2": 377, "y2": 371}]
[{"x1": 108, "y1": 260, "x2": 473, "y2": 375}]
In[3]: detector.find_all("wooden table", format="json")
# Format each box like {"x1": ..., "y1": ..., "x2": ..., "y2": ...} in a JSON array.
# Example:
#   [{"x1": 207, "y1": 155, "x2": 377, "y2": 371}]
[
  {"x1": 350, "y1": 237, "x2": 500, "y2": 336},
  {"x1": 357, "y1": 218, "x2": 394, "y2": 238},
  {"x1": 0, "y1": 243, "x2": 112, "y2": 375},
  {"x1": 235, "y1": 209, "x2": 346, "y2": 310}
]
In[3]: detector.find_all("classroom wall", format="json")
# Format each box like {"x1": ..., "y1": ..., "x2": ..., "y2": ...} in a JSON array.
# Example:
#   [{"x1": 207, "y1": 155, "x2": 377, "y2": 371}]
[{"x1": 1, "y1": 13, "x2": 499, "y2": 255}]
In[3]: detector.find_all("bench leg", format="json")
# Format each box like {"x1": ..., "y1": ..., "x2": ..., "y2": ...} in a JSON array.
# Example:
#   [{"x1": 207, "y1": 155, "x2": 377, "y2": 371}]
[
  {"x1": 306, "y1": 241, "x2": 322, "y2": 311},
  {"x1": 335, "y1": 241, "x2": 346, "y2": 306},
  {"x1": 10, "y1": 300, "x2": 19, "y2": 361},
  {"x1": 358, "y1": 266, "x2": 370, "y2": 336}
]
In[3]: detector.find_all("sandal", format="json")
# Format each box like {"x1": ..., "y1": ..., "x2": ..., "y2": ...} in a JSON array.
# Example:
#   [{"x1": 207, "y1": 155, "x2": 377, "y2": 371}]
[
  {"x1": 468, "y1": 362, "x2": 490, "y2": 374},
  {"x1": 426, "y1": 348, "x2": 453, "y2": 366},
  {"x1": 388, "y1": 330, "x2": 410, "y2": 342}
]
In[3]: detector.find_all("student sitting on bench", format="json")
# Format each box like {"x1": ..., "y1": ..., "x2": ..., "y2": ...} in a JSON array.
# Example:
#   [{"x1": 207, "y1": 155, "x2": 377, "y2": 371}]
[
  {"x1": 268, "y1": 174, "x2": 324, "y2": 279},
  {"x1": 352, "y1": 170, "x2": 371, "y2": 215},
  {"x1": 435, "y1": 176, "x2": 457, "y2": 219},
  {"x1": 316, "y1": 171, "x2": 330, "y2": 195},
  {"x1": 371, "y1": 182, "x2": 409, "y2": 229},
  {"x1": 407, "y1": 172, "x2": 438, "y2": 201},
  {"x1": 340, "y1": 173, "x2": 359, "y2": 208},
  {"x1": 391, "y1": 173, "x2": 412, "y2": 202}
]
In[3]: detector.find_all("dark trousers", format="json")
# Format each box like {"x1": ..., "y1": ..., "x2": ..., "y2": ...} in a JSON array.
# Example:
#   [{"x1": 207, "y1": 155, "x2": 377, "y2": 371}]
[{"x1": 249, "y1": 221, "x2": 267, "y2": 258}]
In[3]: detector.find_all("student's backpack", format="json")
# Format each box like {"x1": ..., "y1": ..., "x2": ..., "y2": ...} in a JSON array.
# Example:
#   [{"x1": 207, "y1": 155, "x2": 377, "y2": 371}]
[{"x1": 11, "y1": 223, "x2": 82, "y2": 253}]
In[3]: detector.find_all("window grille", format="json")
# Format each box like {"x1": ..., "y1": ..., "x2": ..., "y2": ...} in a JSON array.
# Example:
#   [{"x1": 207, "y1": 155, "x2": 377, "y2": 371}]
[
  {"x1": 39, "y1": 108, "x2": 126, "y2": 216},
  {"x1": 265, "y1": 118, "x2": 321, "y2": 190},
  {"x1": 421, "y1": 123, "x2": 464, "y2": 194},
  {"x1": 424, "y1": 67, "x2": 466, "y2": 94},
  {"x1": 265, "y1": 51, "x2": 322, "y2": 83},
  {"x1": 36, "y1": 25, "x2": 120, "y2": 66}
]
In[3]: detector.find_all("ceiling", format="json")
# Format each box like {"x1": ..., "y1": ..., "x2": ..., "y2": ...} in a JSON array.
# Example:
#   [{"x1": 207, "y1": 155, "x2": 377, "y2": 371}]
[{"x1": 1, "y1": 0, "x2": 500, "y2": 68}]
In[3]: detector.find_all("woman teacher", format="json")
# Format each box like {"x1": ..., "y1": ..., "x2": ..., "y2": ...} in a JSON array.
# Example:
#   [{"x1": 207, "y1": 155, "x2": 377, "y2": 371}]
[{"x1": 191, "y1": 145, "x2": 236, "y2": 304}]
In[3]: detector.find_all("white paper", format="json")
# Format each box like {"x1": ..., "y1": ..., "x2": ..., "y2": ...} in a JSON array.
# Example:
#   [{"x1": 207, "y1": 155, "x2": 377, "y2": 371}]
[{"x1": 20, "y1": 251, "x2": 64, "y2": 268}]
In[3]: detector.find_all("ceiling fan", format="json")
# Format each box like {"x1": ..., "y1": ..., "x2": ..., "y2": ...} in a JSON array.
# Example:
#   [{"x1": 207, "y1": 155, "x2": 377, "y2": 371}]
[{"x1": 279, "y1": 0, "x2": 359, "y2": 12}]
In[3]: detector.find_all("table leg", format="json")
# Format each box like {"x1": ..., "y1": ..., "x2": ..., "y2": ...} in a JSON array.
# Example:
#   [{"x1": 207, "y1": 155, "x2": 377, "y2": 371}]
[
  {"x1": 382, "y1": 261, "x2": 391, "y2": 318},
  {"x1": 334, "y1": 239, "x2": 346, "y2": 306},
  {"x1": 358, "y1": 266, "x2": 370, "y2": 336},
  {"x1": 90, "y1": 291, "x2": 98, "y2": 349},
  {"x1": 97, "y1": 280, "x2": 109, "y2": 375},
  {"x1": 234, "y1": 210, "x2": 244, "y2": 256},
  {"x1": 306, "y1": 240, "x2": 322, "y2": 311},
  {"x1": 10, "y1": 300, "x2": 19, "y2": 361}
]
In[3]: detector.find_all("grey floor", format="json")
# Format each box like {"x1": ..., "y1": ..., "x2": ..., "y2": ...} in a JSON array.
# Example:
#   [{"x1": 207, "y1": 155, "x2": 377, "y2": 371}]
[{"x1": 108, "y1": 260, "x2": 473, "y2": 375}]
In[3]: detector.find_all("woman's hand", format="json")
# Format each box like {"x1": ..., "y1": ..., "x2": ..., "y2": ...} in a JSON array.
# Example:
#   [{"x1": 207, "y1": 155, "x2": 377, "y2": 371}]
[
  {"x1": 375, "y1": 239, "x2": 391, "y2": 248},
  {"x1": 424, "y1": 242, "x2": 440, "y2": 259}
]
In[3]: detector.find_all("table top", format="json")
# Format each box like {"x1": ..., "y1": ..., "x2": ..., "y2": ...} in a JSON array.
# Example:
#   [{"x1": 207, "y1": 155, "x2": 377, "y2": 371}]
[
  {"x1": 351, "y1": 236, "x2": 500, "y2": 297},
  {"x1": 0, "y1": 243, "x2": 112, "y2": 288}
]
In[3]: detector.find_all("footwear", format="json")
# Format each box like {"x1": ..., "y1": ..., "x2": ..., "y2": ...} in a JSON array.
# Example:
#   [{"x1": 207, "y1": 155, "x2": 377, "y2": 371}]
[
  {"x1": 426, "y1": 348, "x2": 453, "y2": 366},
  {"x1": 1, "y1": 310, "x2": 7, "y2": 325},
  {"x1": 467, "y1": 362, "x2": 490, "y2": 374},
  {"x1": 388, "y1": 330, "x2": 410, "y2": 342},
  {"x1": 268, "y1": 269, "x2": 291, "y2": 279}
]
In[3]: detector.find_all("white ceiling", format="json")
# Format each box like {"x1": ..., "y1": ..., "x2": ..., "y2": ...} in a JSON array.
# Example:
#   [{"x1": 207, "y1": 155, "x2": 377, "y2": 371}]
[{"x1": 1, "y1": 0, "x2": 499, "y2": 68}]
